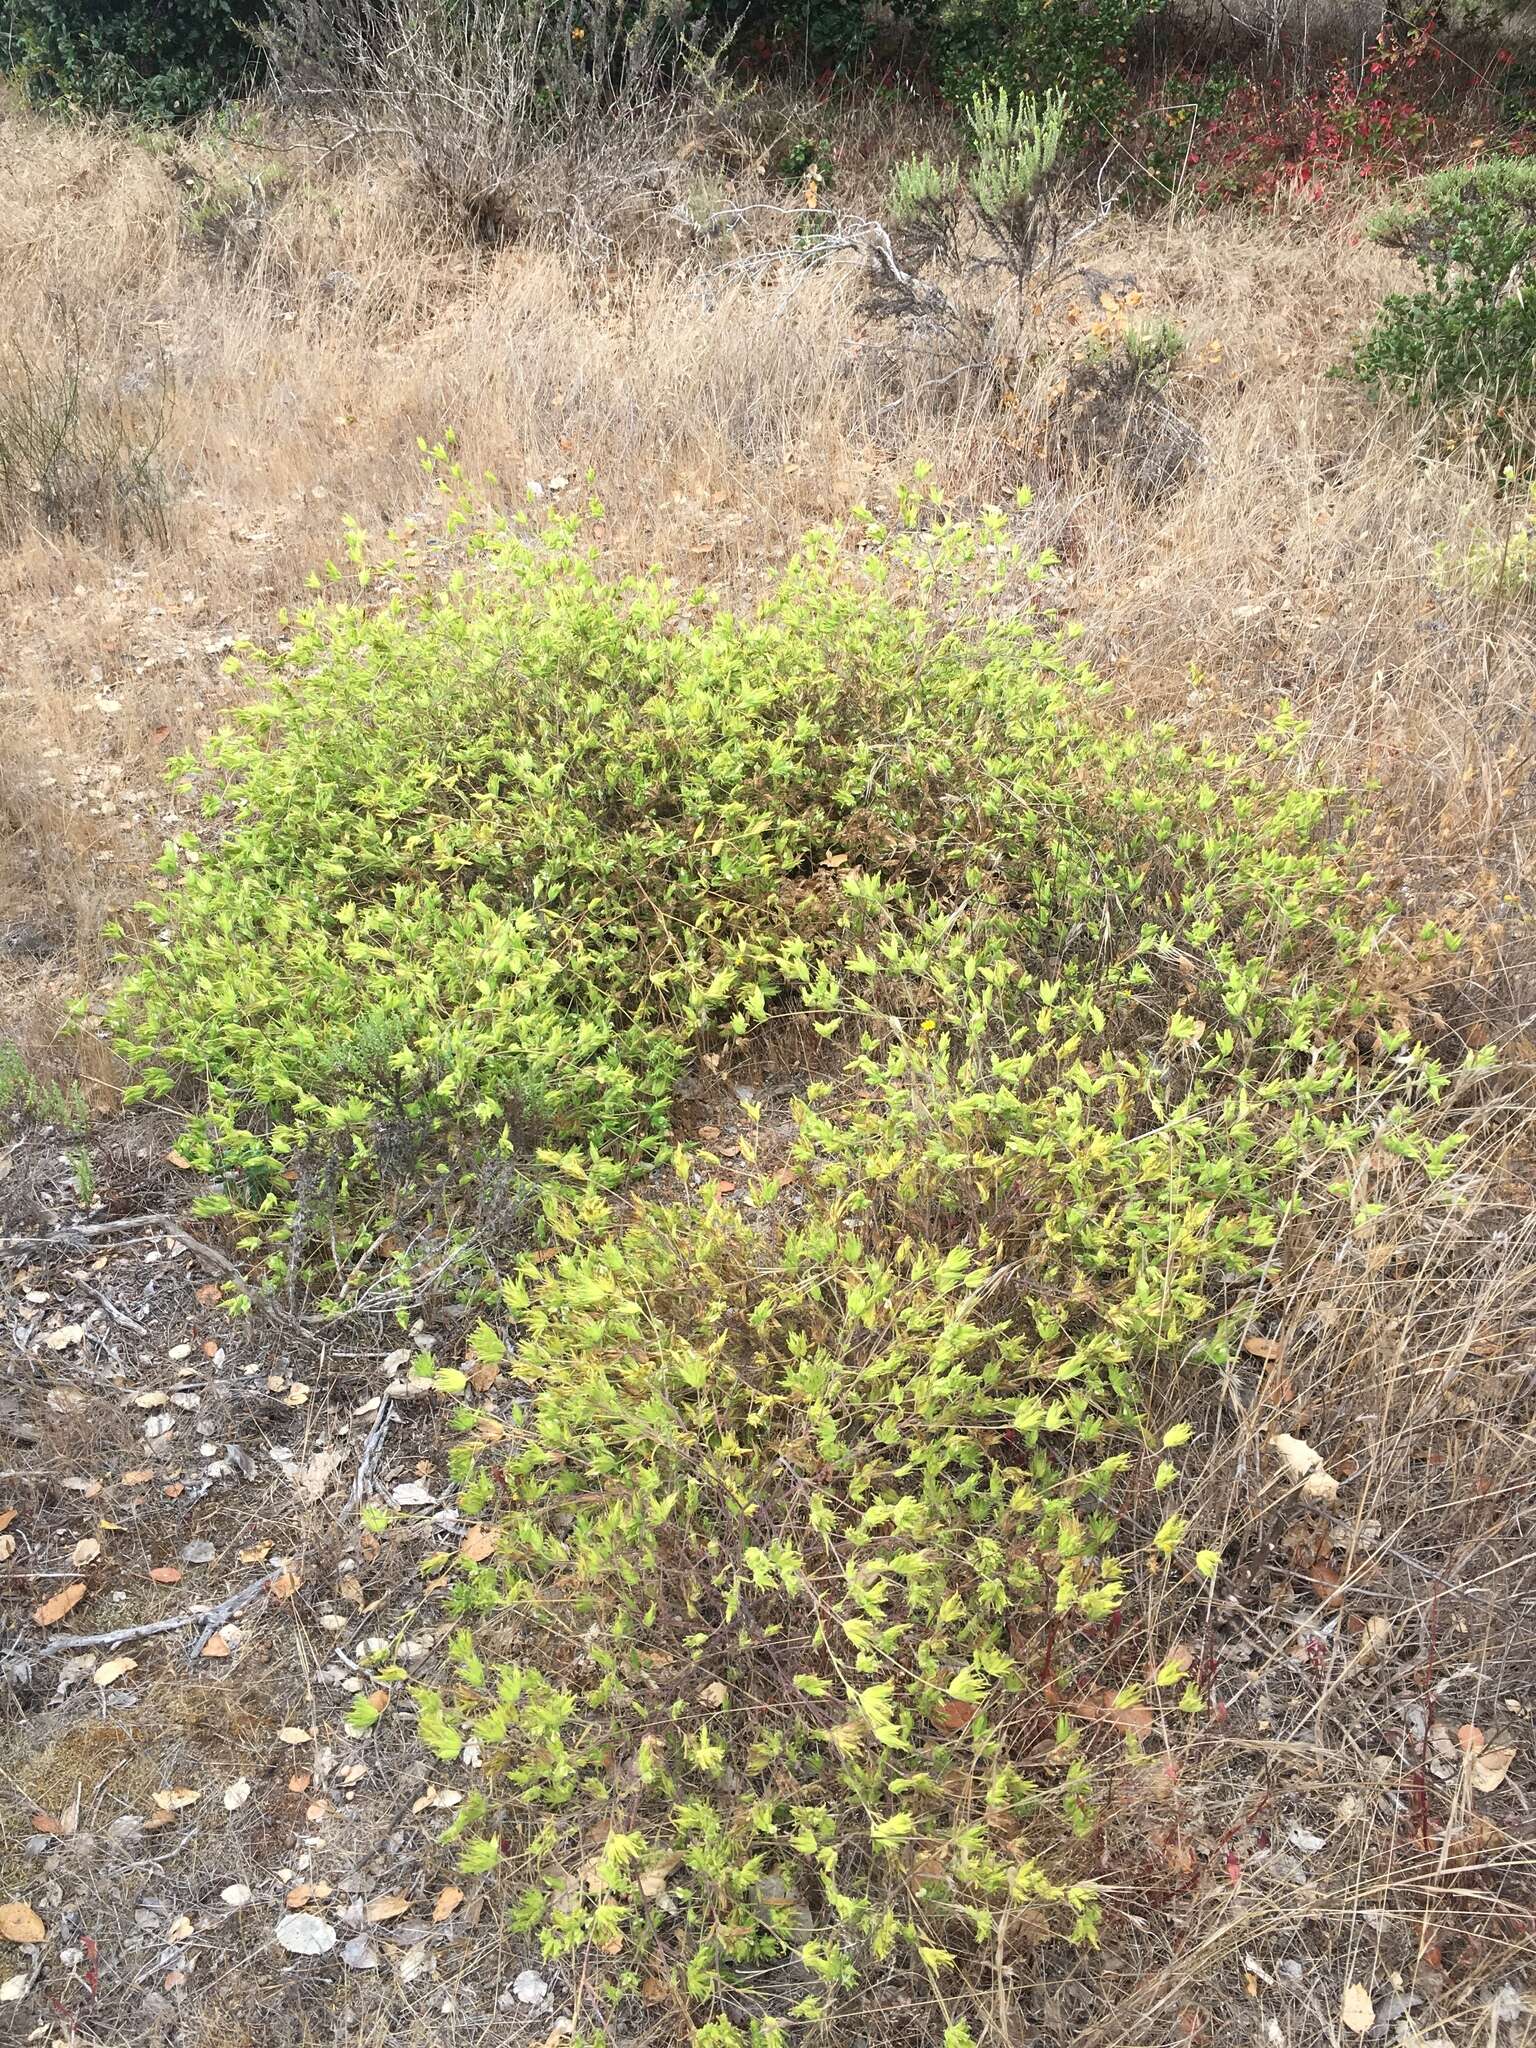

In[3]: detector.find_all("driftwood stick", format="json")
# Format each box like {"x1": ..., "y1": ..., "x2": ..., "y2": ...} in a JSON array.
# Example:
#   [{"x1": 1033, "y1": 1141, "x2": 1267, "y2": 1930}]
[
  {"x1": 5, "y1": 1212, "x2": 309, "y2": 1336},
  {"x1": 187, "y1": 1571, "x2": 280, "y2": 1660},
  {"x1": 348, "y1": 1388, "x2": 398, "y2": 1514},
  {"x1": 20, "y1": 1570, "x2": 280, "y2": 1664},
  {"x1": 4, "y1": 1211, "x2": 239, "y2": 1280},
  {"x1": 24, "y1": 1613, "x2": 205, "y2": 1660},
  {"x1": 3, "y1": 1211, "x2": 179, "y2": 1245}
]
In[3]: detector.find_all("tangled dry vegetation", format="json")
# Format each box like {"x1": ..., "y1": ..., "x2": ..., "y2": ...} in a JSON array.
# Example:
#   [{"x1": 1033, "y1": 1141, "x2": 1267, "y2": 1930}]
[{"x1": 2, "y1": 59, "x2": 1535, "y2": 2048}]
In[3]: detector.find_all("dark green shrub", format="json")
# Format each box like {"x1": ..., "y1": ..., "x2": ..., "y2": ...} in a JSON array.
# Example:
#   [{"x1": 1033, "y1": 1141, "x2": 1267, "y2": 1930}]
[
  {"x1": 926, "y1": 0, "x2": 1160, "y2": 140},
  {"x1": 7, "y1": 0, "x2": 264, "y2": 121},
  {"x1": 716, "y1": 0, "x2": 1154, "y2": 133},
  {"x1": 1354, "y1": 157, "x2": 1536, "y2": 460}
]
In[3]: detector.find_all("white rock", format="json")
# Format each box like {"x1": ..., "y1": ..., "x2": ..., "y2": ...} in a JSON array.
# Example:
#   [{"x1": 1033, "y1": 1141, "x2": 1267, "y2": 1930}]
[{"x1": 274, "y1": 1912, "x2": 336, "y2": 1956}]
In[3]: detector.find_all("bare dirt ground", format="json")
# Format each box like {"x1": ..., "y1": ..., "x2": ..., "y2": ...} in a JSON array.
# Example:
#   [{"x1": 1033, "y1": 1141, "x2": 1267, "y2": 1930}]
[{"x1": 3, "y1": 78, "x2": 1536, "y2": 2048}]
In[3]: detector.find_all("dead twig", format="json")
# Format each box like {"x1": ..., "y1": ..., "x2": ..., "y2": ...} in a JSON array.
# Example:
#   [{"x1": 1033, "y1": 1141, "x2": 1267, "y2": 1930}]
[
  {"x1": 18, "y1": 1571, "x2": 277, "y2": 1663},
  {"x1": 187, "y1": 1570, "x2": 279, "y2": 1659},
  {"x1": 4, "y1": 1210, "x2": 239, "y2": 1279},
  {"x1": 3, "y1": 1209, "x2": 180, "y2": 1245},
  {"x1": 71, "y1": 1278, "x2": 148, "y2": 1335},
  {"x1": 348, "y1": 1386, "x2": 399, "y2": 1513},
  {"x1": 4, "y1": 1209, "x2": 311, "y2": 1334}
]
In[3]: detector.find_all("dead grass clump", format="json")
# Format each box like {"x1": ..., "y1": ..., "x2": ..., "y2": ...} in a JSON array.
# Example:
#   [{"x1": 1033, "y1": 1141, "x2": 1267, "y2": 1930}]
[
  {"x1": 263, "y1": 0, "x2": 719, "y2": 250},
  {"x1": 0, "y1": 325, "x2": 169, "y2": 548}
]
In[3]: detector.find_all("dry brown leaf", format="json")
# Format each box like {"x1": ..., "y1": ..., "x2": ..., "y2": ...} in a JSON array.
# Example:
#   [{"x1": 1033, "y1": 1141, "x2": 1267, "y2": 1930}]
[
  {"x1": 71, "y1": 1537, "x2": 101, "y2": 1566},
  {"x1": 33, "y1": 1582, "x2": 86, "y2": 1627},
  {"x1": 0, "y1": 1903, "x2": 45, "y2": 1945},
  {"x1": 1469, "y1": 1743, "x2": 1516, "y2": 1793},
  {"x1": 365, "y1": 1893, "x2": 410, "y2": 1924},
  {"x1": 1270, "y1": 1432, "x2": 1339, "y2": 1504},
  {"x1": 200, "y1": 1633, "x2": 231, "y2": 1660},
  {"x1": 1308, "y1": 1558, "x2": 1345, "y2": 1609},
  {"x1": 1242, "y1": 1333, "x2": 1284, "y2": 1360},
  {"x1": 1347, "y1": 1615, "x2": 1392, "y2": 1669},
  {"x1": 929, "y1": 1697, "x2": 979, "y2": 1734},
  {"x1": 1340, "y1": 1983, "x2": 1375, "y2": 2035},
  {"x1": 270, "y1": 1569, "x2": 301, "y2": 1601},
  {"x1": 458, "y1": 1525, "x2": 497, "y2": 1563},
  {"x1": 1070, "y1": 1689, "x2": 1154, "y2": 1735},
  {"x1": 276, "y1": 1726, "x2": 312, "y2": 1745},
  {"x1": 94, "y1": 1655, "x2": 137, "y2": 1687},
  {"x1": 121, "y1": 1469, "x2": 153, "y2": 1486},
  {"x1": 149, "y1": 1565, "x2": 182, "y2": 1584},
  {"x1": 431, "y1": 1887, "x2": 464, "y2": 1924},
  {"x1": 637, "y1": 1856, "x2": 681, "y2": 1900},
  {"x1": 0, "y1": 1509, "x2": 15, "y2": 1531},
  {"x1": 0, "y1": 1534, "x2": 14, "y2": 1562},
  {"x1": 152, "y1": 1787, "x2": 200, "y2": 1811},
  {"x1": 1269, "y1": 1433, "x2": 1321, "y2": 1481}
]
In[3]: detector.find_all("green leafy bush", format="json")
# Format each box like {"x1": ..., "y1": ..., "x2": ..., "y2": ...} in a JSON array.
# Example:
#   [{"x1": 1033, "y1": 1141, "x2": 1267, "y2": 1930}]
[
  {"x1": 1355, "y1": 157, "x2": 1536, "y2": 460},
  {"x1": 109, "y1": 482, "x2": 1433, "y2": 1282},
  {"x1": 928, "y1": 0, "x2": 1159, "y2": 142},
  {"x1": 7, "y1": 0, "x2": 265, "y2": 120},
  {"x1": 115, "y1": 482, "x2": 1478, "y2": 2032},
  {"x1": 888, "y1": 87, "x2": 1069, "y2": 282},
  {"x1": 424, "y1": 955, "x2": 1464, "y2": 2031}
]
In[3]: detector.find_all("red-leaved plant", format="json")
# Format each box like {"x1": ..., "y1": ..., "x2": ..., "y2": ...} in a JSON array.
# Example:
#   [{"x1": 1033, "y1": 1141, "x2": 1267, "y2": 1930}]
[{"x1": 1183, "y1": 23, "x2": 1521, "y2": 206}]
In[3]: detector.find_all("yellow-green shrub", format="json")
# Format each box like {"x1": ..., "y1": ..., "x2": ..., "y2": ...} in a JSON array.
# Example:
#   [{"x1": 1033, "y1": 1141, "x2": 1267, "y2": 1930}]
[
  {"x1": 111, "y1": 487, "x2": 1432, "y2": 1297},
  {"x1": 113, "y1": 484, "x2": 1480, "y2": 2038}
]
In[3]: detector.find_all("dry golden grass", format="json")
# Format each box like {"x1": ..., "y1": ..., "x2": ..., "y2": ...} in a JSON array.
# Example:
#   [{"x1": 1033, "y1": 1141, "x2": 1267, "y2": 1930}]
[{"x1": 3, "y1": 81, "x2": 1534, "y2": 2046}]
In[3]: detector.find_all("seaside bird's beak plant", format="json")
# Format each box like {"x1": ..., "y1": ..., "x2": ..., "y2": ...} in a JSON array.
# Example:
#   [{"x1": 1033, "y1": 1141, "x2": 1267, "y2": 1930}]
[{"x1": 109, "y1": 464, "x2": 1479, "y2": 2041}]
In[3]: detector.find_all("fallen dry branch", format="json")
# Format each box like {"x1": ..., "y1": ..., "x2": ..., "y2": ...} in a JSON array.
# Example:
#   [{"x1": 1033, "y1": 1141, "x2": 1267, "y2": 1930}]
[
  {"x1": 347, "y1": 1386, "x2": 399, "y2": 1513},
  {"x1": 16, "y1": 1569, "x2": 280, "y2": 1663}
]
